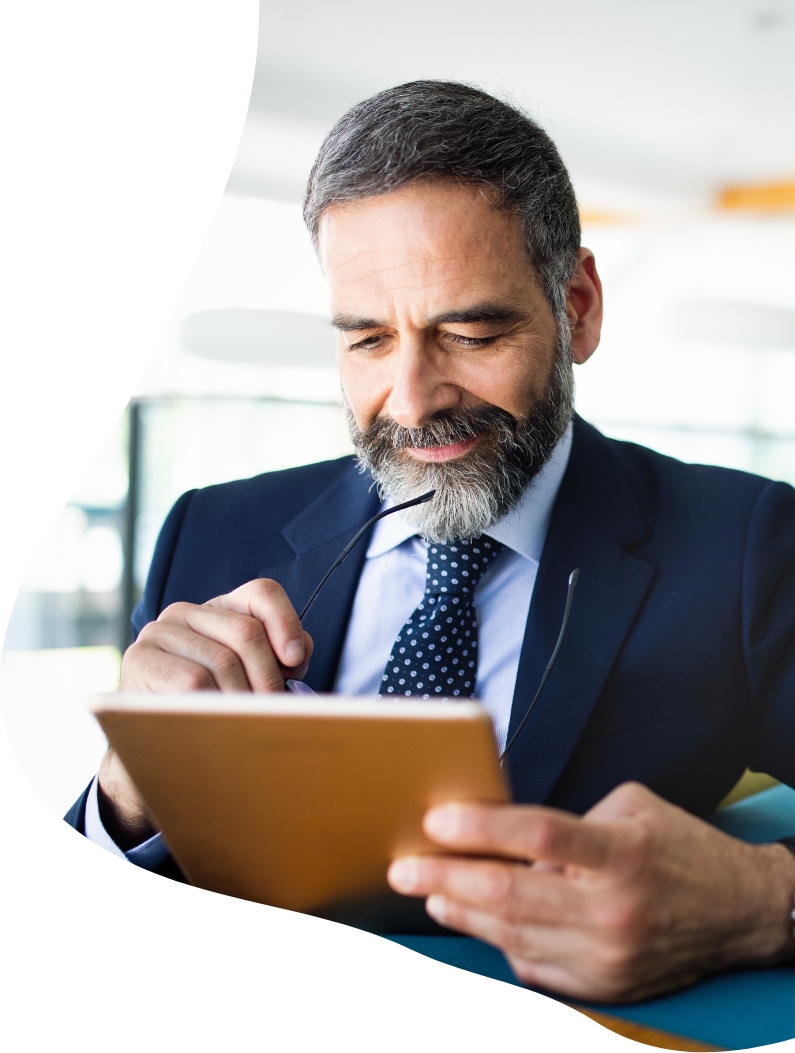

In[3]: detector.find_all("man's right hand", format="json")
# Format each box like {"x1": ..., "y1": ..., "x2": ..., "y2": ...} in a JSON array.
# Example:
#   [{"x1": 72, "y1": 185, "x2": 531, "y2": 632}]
[
  {"x1": 120, "y1": 578, "x2": 313, "y2": 692},
  {"x1": 102, "y1": 579, "x2": 313, "y2": 844}
]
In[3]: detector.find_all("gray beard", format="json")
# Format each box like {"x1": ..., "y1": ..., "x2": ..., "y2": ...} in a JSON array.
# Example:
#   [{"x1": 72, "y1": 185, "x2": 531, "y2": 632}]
[{"x1": 343, "y1": 339, "x2": 574, "y2": 543}]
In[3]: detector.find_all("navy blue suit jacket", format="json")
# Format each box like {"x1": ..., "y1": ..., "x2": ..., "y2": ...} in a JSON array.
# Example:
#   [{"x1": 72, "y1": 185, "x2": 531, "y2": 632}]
[{"x1": 68, "y1": 416, "x2": 795, "y2": 832}]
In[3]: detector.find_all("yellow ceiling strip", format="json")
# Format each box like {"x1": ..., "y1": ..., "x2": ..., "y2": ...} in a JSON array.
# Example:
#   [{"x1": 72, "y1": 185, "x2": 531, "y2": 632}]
[
  {"x1": 578, "y1": 208, "x2": 632, "y2": 225},
  {"x1": 719, "y1": 180, "x2": 795, "y2": 212}
]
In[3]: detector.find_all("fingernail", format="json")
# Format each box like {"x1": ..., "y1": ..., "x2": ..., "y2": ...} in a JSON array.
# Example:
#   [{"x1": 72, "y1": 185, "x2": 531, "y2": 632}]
[
  {"x1": 425, "y1": 894, "x2": 447, "y2": 922},
  {"x1": 388, "y1": 858, "x2": 419, "y2": 893},
  {"x1": 425, "y1": 806, "x2": 458, "y2": 841},
  {"x1": 284, "y1": 639, "x2": 305, "y2": 666}
]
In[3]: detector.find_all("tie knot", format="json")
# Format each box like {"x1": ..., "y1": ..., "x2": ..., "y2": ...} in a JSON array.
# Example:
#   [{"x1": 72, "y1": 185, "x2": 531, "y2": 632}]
[{"x1": 424, "y1": 535, "x2": 504, "y2": 598}]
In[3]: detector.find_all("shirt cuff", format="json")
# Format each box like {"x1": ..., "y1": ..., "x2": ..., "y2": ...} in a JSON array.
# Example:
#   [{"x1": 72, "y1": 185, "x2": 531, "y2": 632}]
[{"x1": 83, "y1": 775, "x2": 169, "y2": 871}]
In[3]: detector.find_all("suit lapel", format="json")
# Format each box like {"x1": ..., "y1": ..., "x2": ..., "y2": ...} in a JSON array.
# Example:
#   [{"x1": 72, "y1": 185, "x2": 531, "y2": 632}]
[
  {"x1": 269, "y1": 421, "x2": 656, "y2": 791},
  {"x1": 505, "y1": 419, "x2": 657, "y2": 804},
  {"x1": 277, "y1": 462, "x2": 380, "y2": 692}
]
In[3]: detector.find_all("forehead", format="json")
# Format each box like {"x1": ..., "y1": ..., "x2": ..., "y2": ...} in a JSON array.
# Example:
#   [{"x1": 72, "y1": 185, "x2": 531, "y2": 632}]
[{"x1": 318, "y1": 181, "x2": 537, "y2": 312}]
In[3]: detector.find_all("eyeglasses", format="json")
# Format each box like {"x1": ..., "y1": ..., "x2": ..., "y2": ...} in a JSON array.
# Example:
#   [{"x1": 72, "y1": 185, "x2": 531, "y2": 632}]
[
  {"x1": 285, "y1": 490, "x2": 434, "y2": 694},
  {"x1": 298, "y1": 490, "x2": 436, "y2": 621},
  {"x1": 499, "y1": 568, "x2": 577, "y2": 761},
  {"x1": 285, "y1": 490, "x2": 579, "y2": 763}
]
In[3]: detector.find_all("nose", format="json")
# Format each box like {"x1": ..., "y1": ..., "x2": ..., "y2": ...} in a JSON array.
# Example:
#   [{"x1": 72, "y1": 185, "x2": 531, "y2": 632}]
[{"x1": 386, "y1": 340, "x2": 460, "y2": 429}]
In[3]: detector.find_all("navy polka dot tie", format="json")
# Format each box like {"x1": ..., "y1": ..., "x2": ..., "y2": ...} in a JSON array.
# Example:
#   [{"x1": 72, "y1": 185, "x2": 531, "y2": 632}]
[{"x1": 379, "y1": 536, "x2": 504, "y2": 699}]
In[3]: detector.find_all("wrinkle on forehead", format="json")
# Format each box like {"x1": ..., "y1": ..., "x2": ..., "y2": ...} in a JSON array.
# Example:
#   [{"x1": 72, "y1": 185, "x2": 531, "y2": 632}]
[
  {"x1": 319, "y1": 182, "x2": 544, "y2": 332},
  {"x1": 332, "y1": 258, "x2": 523, "y2": 320},
  {"x1": 333, "y1": 247, "x2": 491, "y2": 281},
  {"x1": 320, "y1": 183, "x2": 528, "y2": 273}
]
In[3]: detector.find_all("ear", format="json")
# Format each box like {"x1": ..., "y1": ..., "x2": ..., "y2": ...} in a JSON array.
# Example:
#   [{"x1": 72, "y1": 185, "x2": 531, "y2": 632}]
[{"x1": 566, "y1": 248, "x2": 603, "y2": 365}]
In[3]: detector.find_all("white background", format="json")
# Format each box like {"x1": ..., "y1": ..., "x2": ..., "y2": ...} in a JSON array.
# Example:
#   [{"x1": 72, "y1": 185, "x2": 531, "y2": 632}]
[{"x1": 0, "y1": 2, "x2": 649, "y2": 1049}]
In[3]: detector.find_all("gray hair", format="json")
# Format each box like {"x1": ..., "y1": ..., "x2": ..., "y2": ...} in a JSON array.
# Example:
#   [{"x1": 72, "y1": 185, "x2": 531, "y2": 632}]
[{"x1": 303, "y1": 80, "x2": 581, "y2": 327}]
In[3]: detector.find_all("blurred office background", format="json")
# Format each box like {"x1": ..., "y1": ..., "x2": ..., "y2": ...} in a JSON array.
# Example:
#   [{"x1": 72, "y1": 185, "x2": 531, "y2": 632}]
[{"x1": 3, "y1": 0, "x2": 795, "y2": 811}]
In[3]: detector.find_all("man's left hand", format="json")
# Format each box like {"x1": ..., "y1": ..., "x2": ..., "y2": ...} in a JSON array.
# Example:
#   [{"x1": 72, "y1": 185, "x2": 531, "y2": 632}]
[{"x1": 387, "y1": 782, "x2": 795, "y2": 1002}]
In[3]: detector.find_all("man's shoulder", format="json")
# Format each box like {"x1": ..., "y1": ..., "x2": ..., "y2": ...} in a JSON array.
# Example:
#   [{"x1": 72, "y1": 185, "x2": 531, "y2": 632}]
[
  {"x1": 576, "y1": 416, "x2": 790, "y2": 516},
  {"x1": 183, "y1": 455, "x2": 362, "y2": 528},
  {"x1": 565, "y1": 416, "x2": 795, "y2": 559},
  {"x1": 134, "y1": 455, "x2": 368, "y2": 624}
]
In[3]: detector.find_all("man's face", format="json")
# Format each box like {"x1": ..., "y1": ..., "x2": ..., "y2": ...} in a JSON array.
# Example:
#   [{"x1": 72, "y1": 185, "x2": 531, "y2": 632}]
[
  {"x1": 318, "y1": 180, "x2": 601, "y2": 540},
  {"x1": 321, "y1": 179, "x2": 560, "y2": 442}
]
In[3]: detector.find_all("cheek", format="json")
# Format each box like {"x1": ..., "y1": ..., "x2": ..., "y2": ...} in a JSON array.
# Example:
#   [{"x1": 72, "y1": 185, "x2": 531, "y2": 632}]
[
  {"x1": 460, "y1": 348, "x2": 547, "y2": 417},
  {"x1": 338, "y1": 354, "x2": 390, "y2": 427}
]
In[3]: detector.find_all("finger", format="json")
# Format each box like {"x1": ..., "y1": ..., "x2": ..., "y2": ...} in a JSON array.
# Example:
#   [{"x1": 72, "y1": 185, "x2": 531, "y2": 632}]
[
  {"x1": 422, "y1": 894, "x2": 566, "y2": 959},
  {"x1": 143, "y1": 615, "x2": 258, "y2": 690},
  {"x1": 209, "y1": 579, "x2": 307, "y2": 669},
  {"x1": 177, "y1": 606, "x2": 287, "y2": 692},
  {"x1": 423, "y1": 895, "x2": 605, "y2": 979},
  {"x1": 124, "y1": 632, "x2": 239, "y2": 692},
  {"x1": 283, "y1": 629, "x2": 313, "y2": 681},
  {"x1": 423, "y1": 803, "x2": 614, "y2": 870},
  {"x1": 143, "y1": 618, "x2": 254, "y2": 689},
  {"x1": 387, "y1": 854, "x2": 583, "y2": 924},
  {"x1": 428, "y1": 893, "x2": 656, "y2": 1003},
  {"x1": 424, "y1": 892, "x2": 531, "y2": 948}
]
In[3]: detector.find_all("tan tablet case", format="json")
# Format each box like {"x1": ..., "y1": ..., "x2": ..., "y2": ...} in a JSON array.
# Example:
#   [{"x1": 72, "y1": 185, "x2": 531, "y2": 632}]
[{"x1": 92, "y1": 694, "x2": 509, "y2": 929}]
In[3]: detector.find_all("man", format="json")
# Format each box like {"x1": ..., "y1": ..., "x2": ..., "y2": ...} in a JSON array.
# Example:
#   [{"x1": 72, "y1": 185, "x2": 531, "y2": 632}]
[{"x1": 67, "y1": 81, "x2": 795, "y2": 1002}]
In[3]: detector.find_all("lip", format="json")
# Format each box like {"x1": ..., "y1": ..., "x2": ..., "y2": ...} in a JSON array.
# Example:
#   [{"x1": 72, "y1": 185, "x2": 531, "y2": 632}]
[{"x1": 404, "y1": 435, "x2": 481, "y2": 462}]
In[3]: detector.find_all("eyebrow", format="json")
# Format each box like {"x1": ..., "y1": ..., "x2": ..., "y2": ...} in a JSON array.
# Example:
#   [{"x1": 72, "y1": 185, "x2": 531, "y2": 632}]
[
  {"x1": 330, "y1": 314, "x2": 383, "y2": 332},
  {"x1": 330, "y1": 302, "x2": 528, "y2": 332}
]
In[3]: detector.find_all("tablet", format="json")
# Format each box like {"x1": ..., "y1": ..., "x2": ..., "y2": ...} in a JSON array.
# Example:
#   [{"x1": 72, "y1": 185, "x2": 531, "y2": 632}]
[{"x1": 91, "y1": 694, "x2": 509, "y2": 930}]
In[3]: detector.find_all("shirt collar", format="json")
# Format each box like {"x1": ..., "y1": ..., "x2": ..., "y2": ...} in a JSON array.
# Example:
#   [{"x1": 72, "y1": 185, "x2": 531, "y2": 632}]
[{"x1": 365, "y1": 421, "x2": 573, "y2": 563}]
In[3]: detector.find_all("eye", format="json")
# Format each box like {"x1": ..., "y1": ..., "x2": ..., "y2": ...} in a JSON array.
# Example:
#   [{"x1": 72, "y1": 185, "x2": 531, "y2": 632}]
[
  {"x1": 445, "y1": 333, "x2": 497, "y2": 349},
  {"x1": 347, "y1": 334, "x2": 386, "y2": 352}
]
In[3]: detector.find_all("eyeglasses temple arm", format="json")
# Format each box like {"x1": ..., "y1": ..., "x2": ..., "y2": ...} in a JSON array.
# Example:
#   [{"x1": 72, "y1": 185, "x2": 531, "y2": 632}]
[
  {"x1": 500, "y1": 568, "x2": 579, "y2": 763},
  {"x1": 298, "y1": 489, "x2": 436, "y2": 622}
]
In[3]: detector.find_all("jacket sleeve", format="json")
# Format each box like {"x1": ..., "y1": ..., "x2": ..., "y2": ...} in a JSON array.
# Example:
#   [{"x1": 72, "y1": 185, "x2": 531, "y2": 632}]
[
  {"x1": 745, "y1": 480, "x2": 795, "y2": 787},
  {"x1": 130, "y1": 489, "x2": 196, "y2": 640}
]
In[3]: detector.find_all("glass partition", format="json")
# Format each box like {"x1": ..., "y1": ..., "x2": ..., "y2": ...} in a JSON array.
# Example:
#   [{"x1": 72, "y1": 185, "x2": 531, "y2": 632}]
[{"x1": 5, "y1": 396, "x2": 352, "y2": 656}]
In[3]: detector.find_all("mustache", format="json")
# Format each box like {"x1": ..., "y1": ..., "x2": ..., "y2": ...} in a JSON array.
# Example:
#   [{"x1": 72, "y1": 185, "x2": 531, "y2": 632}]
[{"x1": 357, "y1": 405, "x2": 519, "y2": 452}]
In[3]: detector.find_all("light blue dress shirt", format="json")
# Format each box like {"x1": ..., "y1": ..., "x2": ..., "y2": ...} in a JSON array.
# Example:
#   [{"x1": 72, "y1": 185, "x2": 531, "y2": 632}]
[
  {"x1": 85, "y1": 425, "x2": 572, "y2": 866},
  {"x1": 334, "y1": 424, "x2": 572, "y2": 751}
]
